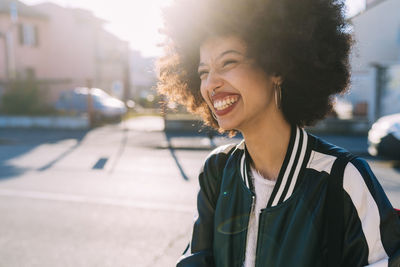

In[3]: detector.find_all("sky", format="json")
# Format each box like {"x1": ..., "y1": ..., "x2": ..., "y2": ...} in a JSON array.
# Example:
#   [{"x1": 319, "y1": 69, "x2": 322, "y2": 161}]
[{"x1": 20, "y1": 0, "x2": 366, "y2": 57}]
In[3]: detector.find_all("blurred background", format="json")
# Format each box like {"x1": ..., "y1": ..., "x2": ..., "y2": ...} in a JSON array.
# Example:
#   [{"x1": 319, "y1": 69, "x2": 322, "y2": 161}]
[{"x1": 0, "y1": 0, "x2": 399, "y2": 266}]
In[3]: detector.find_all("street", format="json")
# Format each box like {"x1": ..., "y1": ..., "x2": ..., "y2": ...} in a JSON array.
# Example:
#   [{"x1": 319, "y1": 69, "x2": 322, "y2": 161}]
[{"x1": 0, "y1": 116, "x2": 399, "y2": 267}]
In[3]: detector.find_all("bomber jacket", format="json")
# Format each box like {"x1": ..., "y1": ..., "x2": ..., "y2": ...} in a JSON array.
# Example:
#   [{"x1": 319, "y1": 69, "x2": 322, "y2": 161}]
[{"x1": 177, "y1": 126, "x2": 400, "y2": 267}]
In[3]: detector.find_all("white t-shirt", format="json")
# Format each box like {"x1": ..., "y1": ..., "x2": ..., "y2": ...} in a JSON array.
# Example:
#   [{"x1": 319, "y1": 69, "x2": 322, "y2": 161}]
[{"x1": 243, "y1": 166, "x2": 277, "y2": 267}]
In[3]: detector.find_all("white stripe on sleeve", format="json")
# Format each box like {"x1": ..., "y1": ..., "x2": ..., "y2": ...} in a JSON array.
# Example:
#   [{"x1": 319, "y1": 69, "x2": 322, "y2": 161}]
[
  {"x1": 364, "y1": 258, "x2": 388, "y2": 267},
  {"x1": 343, "y1": 163, "x2": 389, "y2": 264}
]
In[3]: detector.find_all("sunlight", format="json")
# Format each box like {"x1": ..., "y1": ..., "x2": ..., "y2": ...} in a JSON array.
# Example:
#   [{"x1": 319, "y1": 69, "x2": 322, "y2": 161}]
[
  {"x1": 19, "y1": 0, "x2": 361, "y2": 56},
  {"x1": 20, "y1": 0, "x2": 172, "y2": 56}
]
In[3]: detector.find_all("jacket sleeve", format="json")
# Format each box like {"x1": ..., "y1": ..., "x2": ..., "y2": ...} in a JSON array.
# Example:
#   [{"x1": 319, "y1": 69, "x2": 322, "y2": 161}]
[
  {"x1": 341, "y1": 157, "x2": 400, "y2": 267},
  {"x1": 177, "y1": 145, "x2": 232, "y2": 267}
]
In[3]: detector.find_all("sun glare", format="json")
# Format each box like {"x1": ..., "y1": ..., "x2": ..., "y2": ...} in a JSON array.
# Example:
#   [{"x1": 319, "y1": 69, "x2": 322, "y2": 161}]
[
  {"x1": 19, "y1": 0, "x2": 361, "y2": 56},
  {"x1": 20, "y1": 0, "x2": 172, "y2": 57}
]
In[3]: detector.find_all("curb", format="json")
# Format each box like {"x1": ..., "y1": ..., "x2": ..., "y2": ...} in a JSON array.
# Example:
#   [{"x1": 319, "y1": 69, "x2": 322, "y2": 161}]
[
  {"x1": 165, "y1": 118, "x2": 371, "y2": 135},
  {"x1": 0, "y1": 115, "x2": 90, "y2": 129},
  {"x1": 307, "y1": 118, "x2": 370, "y2": 135}
]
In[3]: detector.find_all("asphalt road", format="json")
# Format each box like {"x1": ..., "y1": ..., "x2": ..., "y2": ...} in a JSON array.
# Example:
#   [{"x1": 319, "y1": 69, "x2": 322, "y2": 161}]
[{"x1": 0, "y1": 116, "x2": 399, "y2": 267}]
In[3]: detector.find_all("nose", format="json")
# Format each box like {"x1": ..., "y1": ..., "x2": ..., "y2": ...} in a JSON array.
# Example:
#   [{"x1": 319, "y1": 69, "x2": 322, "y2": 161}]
[{"x1": 205, "y1": 71, "x2": 224, "y2": 95}]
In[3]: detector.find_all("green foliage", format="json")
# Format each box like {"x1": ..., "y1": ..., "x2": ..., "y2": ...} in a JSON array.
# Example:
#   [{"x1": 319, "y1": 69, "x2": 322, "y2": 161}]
[{"x1": 1, "y1": 78, "x2": 55, "y2": 115}]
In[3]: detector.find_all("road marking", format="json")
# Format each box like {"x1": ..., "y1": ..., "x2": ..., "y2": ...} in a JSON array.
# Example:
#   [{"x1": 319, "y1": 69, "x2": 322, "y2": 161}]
[
  {"x1": 0, "y1": 188, "x2": 194, "y2": 213},
  {"x1": 93, "y1": 157, "x2": 109, "y2": 169}
]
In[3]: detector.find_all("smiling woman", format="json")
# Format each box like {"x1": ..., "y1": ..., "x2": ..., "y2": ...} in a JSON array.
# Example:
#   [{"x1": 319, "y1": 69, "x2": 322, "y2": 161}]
[{"x1": 157, "y1": 0, "x2": 400, "y2": 266}]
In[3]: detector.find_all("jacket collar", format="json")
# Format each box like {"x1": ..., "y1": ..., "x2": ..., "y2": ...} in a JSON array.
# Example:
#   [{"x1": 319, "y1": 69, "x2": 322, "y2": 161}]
[{"x1": 239, "y1": 125, "x2": 312, "y2": 208}]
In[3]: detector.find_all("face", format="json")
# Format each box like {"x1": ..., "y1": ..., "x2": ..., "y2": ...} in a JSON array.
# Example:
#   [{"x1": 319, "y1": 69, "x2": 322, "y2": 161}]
[{"x1": 198, "y1": 35, "x2": 280, "y2": 132}]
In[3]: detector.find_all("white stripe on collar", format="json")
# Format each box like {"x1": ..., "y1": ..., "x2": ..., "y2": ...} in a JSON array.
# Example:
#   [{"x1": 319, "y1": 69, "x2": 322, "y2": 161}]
[
  {"x1": 240, "y1": 127, "x2": 310, "y2": 207},
  {"x1": 283, "y1": 128, "x2": 308, "y2": 201},
  {"x1": 240, "y1": 153, "x2": 247, "y2": 187},
  {"x1": 271, "y1": 127, "x2": 301, "y2": 206},
  {"x1": 237, "y1": 140, "x2": 247, "y2": 186}
]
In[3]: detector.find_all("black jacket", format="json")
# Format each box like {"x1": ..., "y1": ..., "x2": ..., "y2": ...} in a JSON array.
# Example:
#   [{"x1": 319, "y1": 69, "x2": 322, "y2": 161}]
[{"x1": 177, "y1": 126, "x2": 400, "y2": 267}]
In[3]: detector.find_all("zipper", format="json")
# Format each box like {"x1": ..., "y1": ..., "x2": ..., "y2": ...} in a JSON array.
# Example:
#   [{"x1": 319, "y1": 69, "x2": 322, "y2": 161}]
[
  {"x1": 254, "y1": 210, "x2": 263, "y2": 267},
  {"x1": 242, "y1": 194, "x2": 255, "y2": 267}
]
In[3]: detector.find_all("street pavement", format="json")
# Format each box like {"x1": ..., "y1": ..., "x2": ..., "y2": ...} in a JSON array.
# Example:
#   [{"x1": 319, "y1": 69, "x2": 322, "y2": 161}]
[{"x1": 0, "y1": 116, "x2": 399, "y2": 267}]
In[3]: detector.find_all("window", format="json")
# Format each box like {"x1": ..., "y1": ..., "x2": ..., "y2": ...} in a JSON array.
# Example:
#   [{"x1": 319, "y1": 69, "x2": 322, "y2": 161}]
[{"x1": 19, "y1": 24, "x2": 39, "y2": 47}]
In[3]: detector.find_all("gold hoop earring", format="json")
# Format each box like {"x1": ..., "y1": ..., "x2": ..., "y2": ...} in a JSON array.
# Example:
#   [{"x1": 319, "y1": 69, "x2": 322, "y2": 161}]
[
  {"x1": 209, "y1": 107, "x2": 218, "y2": 121},
  {"x1": 211, "y1": 110, "x2": 218, "y2": 121},
  {"x1": 274, "y1": 82, "x2": 282, "y2": 109}
]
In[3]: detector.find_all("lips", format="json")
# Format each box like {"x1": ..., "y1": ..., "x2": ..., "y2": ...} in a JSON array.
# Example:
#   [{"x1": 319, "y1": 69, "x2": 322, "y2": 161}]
[{"x1": 211, "y1": 92, "x2": 240, "y2": 116}]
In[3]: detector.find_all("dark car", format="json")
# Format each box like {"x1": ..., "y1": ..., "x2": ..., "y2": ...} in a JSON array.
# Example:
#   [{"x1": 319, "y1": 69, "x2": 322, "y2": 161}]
[
  {"x1": 55, "y1": 87, "x2": 127, "y2": 122},
  {"x1": 368, "y1": 113, "x2": 400, "y2": 159}
]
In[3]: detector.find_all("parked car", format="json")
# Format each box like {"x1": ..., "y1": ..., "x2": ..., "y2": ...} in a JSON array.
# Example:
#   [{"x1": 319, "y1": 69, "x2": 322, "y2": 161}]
[
  {"x1": 368, "y1": 113, "x2": 400, "y2": 159},
  {"x1": 55, "y1": 87, "x2": 127, "y2": 122}
]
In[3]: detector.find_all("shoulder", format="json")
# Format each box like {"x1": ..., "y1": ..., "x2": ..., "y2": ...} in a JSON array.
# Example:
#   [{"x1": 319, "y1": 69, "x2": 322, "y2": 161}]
[
  {"x1": 308, "y1": 133, "x2": 399, "y2": 262},
  {"x1": 308, "y1": 133, "x2": 390, "y2": 219},
  {"x1": 307, "y1": 133, "x2": 377, "y2": 184},
  {"x1": 306, "y1": 133, "x2": 354, "y2": 175},
  {"x1": 201, "y1": 141, "x2": 243, "y2": 173},
  {"x1": 197, "y1": 141, "x2": 243, "y2": 202},
  {"x1": 342, "y1": 157, "x2": 389, "y2": 211}
]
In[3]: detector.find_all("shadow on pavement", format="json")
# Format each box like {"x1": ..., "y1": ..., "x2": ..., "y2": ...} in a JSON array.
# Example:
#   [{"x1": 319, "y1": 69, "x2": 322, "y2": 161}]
[
  {"x1": 392, "y1": 161, "x2": 400, "y2": 174},
  {"x1": 0, "y1": 128, "x2": 89, "y2": 181},
  {"x1": 107, "y1": 128, "x2": 129, "y2": 174},
  {"x1": 162, "y1": 130, "x2": 242, "y2": 181},
  {"x1": 164, "y1": 131, "x2": 190, "y2": 181}
]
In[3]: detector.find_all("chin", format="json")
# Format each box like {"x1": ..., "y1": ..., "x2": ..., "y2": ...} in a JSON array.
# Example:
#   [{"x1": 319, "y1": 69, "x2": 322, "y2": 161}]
[{"x1": 216, "y1": 118, "x2": 241, "y2": 131}]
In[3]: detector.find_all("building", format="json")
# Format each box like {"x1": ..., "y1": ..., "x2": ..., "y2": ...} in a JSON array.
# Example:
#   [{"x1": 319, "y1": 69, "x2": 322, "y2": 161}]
[
  {"x1": 349, "y1": 0, "x2": 400, "y2": 123},
  {"x1": 351, "y1": 0, "x2": 400, "y2": 72},
  {"x1": 0, "y1": 0, "x2": 48, "y2": 97},
  {"x1": 0, "y1": 0, "x2": 130, "y2": 104}
]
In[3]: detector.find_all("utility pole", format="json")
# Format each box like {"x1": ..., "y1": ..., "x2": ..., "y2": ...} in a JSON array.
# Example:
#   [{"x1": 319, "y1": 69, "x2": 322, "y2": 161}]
[
  {"x1": 397, "y1": 26, "x2": 400, "y2": 61},
  {"x1": 371, "y1": 63, "x2": 385, "y2": 123},
  {"x1": 86, "y1": 79, "x2": 94, "y2": 127},
  {"x1": 7, "y1": 1, "x2": 18, "y2": 80},
  {"x1": 123, "y1": 54, "x2": 131, "y2": 103},
  {"x1": 0, "y1": 32, "x2": 9, "y2": 81}
]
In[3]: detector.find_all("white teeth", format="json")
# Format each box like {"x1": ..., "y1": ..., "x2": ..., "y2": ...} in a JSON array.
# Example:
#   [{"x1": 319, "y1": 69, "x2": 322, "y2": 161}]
[{"x1": 213, "y1": 96, "x2": 239, "y2": 111}]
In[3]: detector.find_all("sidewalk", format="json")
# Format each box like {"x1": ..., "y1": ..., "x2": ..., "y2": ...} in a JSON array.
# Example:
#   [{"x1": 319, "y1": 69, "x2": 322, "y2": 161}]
[
  {"x1": 0, "y1": 115, "x2": 89, "y2": 129},
  {"x1": 2, "y1": 115, "x2": 367, "y2": 156},
  {"x1": 124, "y1": 116, "x2": 369, "y2": 156},
  {"x1": 164, "y1": 133, "x2": 369, "y2": 156}
]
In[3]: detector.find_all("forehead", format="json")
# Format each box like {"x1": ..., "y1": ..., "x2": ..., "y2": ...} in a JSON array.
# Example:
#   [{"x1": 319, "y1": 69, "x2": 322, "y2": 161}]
[{"x1": 199, "y1": 35, "x2": 247, "y2": 62}]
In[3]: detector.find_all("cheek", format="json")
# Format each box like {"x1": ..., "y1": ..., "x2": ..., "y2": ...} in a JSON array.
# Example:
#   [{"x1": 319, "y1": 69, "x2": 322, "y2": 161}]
[
  {"x1": 224, "y1": 65, "x2": 263, "y2": 91},
  {"x1": 237, "y1": 74, "x2": 273, "y2": 106},
  {"x1": 200, "y1": 84, "x2": 210, "y2": 105}
]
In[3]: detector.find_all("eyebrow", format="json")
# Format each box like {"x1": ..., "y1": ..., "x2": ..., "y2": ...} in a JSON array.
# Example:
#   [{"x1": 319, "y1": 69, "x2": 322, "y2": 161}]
[{"x1": 198, "y1": 49, "x2": 243, "y2": 68}]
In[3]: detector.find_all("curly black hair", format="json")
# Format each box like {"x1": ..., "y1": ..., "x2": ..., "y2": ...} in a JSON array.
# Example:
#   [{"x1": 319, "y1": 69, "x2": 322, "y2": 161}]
[{"x1": 157, "y1": 0, "x2": 353, "y2": 131}]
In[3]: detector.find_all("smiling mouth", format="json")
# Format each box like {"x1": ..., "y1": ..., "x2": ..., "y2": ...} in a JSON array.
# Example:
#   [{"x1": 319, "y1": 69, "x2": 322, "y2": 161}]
[{"x1": 213, "y1": 95, "x2": 240, "y2": 111}]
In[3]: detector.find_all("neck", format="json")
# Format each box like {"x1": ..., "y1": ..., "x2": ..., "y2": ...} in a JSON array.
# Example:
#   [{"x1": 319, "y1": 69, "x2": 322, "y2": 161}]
[{"x1": 241, "y1": 111, "x2": 291, "y2": 181}]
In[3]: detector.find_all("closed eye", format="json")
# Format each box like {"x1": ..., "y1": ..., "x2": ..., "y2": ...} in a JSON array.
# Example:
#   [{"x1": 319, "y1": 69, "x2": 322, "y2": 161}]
[
  {"x1": 198, "y1": 70, "x2": 209, "y2": 78},
  {"x1": 223, "y1": 59, "x2": 238, "y2": 67}
]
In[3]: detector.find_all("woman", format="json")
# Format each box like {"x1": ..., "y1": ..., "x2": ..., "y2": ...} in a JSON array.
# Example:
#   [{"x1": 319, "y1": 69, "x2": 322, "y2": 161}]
[{"x1": 157, "y1": 0, "x2": 400, "y2": 266}]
